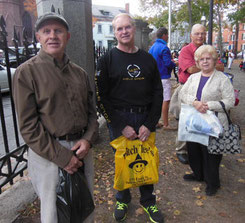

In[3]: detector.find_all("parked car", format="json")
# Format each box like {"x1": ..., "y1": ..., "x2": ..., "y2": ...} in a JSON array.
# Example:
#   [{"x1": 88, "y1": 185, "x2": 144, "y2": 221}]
[
  {"x1": 1, "y1": 44, "x2": 41, "y2": 68},
  {"x1": 1, "y1": 48, "x2": 25, "y2": 68},
  {"x1": 0, "y1": 64, "x2": 16, "y2": 93}
]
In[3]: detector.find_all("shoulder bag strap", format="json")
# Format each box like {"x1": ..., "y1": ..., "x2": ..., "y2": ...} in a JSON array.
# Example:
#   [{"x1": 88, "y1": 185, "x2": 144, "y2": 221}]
[{"x1": 219, "y1": 101, "x2": 232, "y2": 125}]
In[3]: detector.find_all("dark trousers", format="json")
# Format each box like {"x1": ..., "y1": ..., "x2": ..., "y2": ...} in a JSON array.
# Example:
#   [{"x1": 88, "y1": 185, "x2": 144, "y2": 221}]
[
  {"x1": 108, "y1": 109, "x2": 156, "y2": 207},
  {"x1": 186, "y1": 142, "x2": 222, "y2": 188}
]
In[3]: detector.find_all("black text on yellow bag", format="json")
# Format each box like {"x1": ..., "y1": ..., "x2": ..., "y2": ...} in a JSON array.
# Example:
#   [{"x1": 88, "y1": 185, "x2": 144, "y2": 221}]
[{"x1": 110, "y1": 133, "x2": 159, "y2": 191}]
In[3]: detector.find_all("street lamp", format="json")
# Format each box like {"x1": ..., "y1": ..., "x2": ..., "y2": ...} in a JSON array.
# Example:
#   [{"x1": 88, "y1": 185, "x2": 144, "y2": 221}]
[{"x1": 201, "y1": 14, "x2": 206, "y2": 26}]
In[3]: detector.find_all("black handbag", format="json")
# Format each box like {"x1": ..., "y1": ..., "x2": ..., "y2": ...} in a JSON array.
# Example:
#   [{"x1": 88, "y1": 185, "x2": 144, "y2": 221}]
[{"x1": 207, "y1": 101, "x2": 242, "y2": 154}]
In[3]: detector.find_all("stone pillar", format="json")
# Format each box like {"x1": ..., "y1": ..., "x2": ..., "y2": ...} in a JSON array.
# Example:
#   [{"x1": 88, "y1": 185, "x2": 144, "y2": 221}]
[
  {"x1": 134, "y1": 19, "x2": 152, "y2": 51},
  {"x1": 142, "y1": 27, "x2": 153, "y2": 51},
  {"x1": 35, "y1": 0, "x2": 94, "y2": 85},
  {"x1": 36, "y1": 0, "x2": 63, "y2": 15}
]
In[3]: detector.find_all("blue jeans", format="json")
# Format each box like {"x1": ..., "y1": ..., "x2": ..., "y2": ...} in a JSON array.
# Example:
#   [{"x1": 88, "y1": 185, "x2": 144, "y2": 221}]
[{"x1": 108, "y1": 109, "x2": 156, "y2": 207}]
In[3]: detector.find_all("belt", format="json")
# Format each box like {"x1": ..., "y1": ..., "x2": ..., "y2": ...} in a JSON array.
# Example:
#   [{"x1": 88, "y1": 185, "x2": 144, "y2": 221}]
[
  {"x1": 114, "y1": 105, "x2": 149, "y2": 114},
  {"x1": 56, "y1": 130, "x2": 84, "y2": 141}
]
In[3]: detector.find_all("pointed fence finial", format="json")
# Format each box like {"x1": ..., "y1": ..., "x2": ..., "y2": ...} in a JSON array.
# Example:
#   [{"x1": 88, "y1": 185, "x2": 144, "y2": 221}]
[
  {"x1": 13, "y1": 26, "x2": 19, "y2": 41},
  {"x1": 0, "y1": 15, "x2": 6, "y2": 33},
  {"x1": 51, "y1": 5, "x2": 55, "y2": 13}
]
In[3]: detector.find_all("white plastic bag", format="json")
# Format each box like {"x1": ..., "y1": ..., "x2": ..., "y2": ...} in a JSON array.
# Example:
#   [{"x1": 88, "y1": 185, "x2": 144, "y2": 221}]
[
  {"x1": 178, "y1": 104, "x2": 222, "y2": 146},
  {"x1": 186, "y1": 109, "x2": 223, "y2": 138}
]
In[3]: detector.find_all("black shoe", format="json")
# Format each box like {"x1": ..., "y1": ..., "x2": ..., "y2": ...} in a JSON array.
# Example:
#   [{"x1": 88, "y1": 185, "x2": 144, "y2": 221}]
[
  {"x1": 113, "y1": 201, "x2": 128, "y2": 222},
  {"x1": 205, "y1": 186, "x2": 220, "y2": 196},
  {"x1": 141, "y1": 204, "x2": 164, "y2": 223},
  {"x1": 177, "y1": 153, "x2": 189, "y2": 164},
  {"x1": 183, "y1": 173, "x2": 203, "y2": 182}
]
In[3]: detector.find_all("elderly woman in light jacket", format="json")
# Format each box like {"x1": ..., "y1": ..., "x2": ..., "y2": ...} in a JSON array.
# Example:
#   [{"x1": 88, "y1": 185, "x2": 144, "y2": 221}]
[{"x1": 180, "y1": 45, "x2": 235, "y2": 196}]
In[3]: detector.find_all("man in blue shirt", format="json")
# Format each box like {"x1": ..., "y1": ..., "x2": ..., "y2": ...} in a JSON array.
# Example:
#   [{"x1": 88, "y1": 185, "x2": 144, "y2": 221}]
[{"x1": 149, "y1": 27, "x2": 177, "y2": 130}]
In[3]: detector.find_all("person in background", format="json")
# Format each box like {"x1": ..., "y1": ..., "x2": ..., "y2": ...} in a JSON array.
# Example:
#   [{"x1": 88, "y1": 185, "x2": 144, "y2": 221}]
[
  {"x1": 180, "y1": 44, "x2": 234, "y2": 196},
  {"x1": 239, "y1": 61, "x2": 243, "y2": 71},
  {"x1": 224, "y1": 49, "x2": 229, "y2": 66},
  {"x1": 13, "y1": 12, "x2": 98, "y2": 223},
  {"x1": 172, "y1": 51, "x2": 179, "y2": 83},
  {"x1": 149, "y1": 27, "x2": 177, "y2": 130},
  {"x1": 171, "y1": 24, "x2": 224, "y2": 165},
  {"x1": 227, "y1": 50, "x2": 234, "y2": 70},
  {"x1": 96, "y1": 13, "x2": 164, "y2": 223}
]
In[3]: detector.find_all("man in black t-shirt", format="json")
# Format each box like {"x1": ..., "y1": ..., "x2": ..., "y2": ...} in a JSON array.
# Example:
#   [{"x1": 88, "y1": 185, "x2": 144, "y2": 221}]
[{"x1": 96, "y1": 13, "x2": 164, "y2": 223}]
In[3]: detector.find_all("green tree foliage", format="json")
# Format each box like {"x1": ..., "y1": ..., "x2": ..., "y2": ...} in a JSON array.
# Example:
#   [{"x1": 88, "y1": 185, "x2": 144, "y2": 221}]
[{"x1": 227, "y1": 1, "x2": 245, "y2": 23}]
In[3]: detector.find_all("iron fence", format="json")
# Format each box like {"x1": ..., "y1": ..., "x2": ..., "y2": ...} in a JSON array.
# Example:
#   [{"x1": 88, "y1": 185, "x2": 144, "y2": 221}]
[{"x1": 0, "y1": 15, "x2": 39, "y2": 193}]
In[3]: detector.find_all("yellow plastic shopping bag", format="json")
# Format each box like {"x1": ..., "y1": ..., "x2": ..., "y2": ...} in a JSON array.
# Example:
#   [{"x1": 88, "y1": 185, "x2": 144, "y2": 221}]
[{"x1": 110, "y1": 133, "x2": 159, "y2": 191}]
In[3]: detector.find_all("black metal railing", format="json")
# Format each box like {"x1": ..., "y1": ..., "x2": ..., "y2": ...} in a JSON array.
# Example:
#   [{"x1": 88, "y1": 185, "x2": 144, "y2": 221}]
[{"x1": 0, "y1": 15, "x2": 39, "y2": 193}]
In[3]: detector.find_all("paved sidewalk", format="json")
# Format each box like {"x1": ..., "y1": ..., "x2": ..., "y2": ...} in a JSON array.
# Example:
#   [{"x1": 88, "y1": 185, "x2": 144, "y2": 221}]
[{"x1": 1, "y1": 61, "x2": 244, "y2": 223}]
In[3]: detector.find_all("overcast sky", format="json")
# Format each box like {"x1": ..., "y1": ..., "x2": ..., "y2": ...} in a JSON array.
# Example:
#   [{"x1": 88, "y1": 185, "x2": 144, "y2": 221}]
[{"x1": 92, "y1": 0, "x2": 143, "y2": 16}]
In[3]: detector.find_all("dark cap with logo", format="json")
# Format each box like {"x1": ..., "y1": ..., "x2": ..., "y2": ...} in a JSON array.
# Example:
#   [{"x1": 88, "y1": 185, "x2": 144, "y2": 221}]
[{"x1": 35, "y1": 12, "x2": 69, "y2": 32}]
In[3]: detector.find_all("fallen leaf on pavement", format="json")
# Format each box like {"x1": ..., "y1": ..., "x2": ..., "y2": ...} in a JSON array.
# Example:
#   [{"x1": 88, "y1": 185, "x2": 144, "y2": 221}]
[
  {"x1": 237, "y1": 159, "x2": 245, "y2": 163},
  {"x1": 155, "y1": 190, "x2": 161, "y2": 194},
  {"x1": 135, "y1": 207, "x2": 144, "y2": 216},
  {"x1": 233, "y1": 191, "x2": 238, "y2": 194},
  {"x1": 94, "y1": 190, "x2": 100, "y2": 195},
  {"x1": 174, "y1": 210, "x2": 181, "y2": 215},
  {"x1": 159, "y1": 170, "x2": 165, "y2": 175},
  {"x1": 220, "y1": 164, "x2": 225, "y2": 168},
  {"x1": 108, "y1": 200, "x2": 114, "y2": 205},
  {"x1": 192, "y1": 186, "x2": 201, "y2": 193},
  {"x1": 218, "y1": 212, "x2": 229, "y2": 217},
  {"x1": 196, "y1": 195, "x2": 207, "y2": 200},
  {"x1": 196, "y1": 200, "x2": 203, "y2": 206},
  {"x1": 238, "y1": 179, "x2": 245, "y2": 183}
]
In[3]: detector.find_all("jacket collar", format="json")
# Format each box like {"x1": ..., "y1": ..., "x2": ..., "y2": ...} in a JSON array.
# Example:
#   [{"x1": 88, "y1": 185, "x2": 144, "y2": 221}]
[
  {"x1": 156, "y1": 38, "x2": 167, "y2": 45},
  {"x1": 38, "y1": 49, "x2": 70, "y2": 68}
]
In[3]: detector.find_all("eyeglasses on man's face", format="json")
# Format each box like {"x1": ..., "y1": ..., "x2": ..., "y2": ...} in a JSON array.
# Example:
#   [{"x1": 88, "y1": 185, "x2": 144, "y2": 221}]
[{"x1": 193, "y1": 32, "x2": 206, "y2": 37}]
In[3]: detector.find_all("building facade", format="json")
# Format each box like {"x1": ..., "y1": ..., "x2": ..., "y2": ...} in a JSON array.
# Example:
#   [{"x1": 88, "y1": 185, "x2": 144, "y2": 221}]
[
  {"x1": 92, "y1": 4, "x2": 128, "y2": 50},
  {"x1": 213, "y1": 23, "x2": 245, "y2": 52},
  {"x1": 0, "y1": 0, "x2": 36, "y2": 46}
]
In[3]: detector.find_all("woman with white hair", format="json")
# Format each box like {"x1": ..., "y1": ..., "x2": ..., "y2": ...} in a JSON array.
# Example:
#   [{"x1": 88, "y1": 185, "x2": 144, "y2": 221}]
[{"x1": 179, "y1": 45, "x2": 235, "y2": 196}]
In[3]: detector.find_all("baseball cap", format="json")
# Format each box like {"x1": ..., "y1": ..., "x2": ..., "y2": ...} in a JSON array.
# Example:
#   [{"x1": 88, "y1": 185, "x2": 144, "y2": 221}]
[{"x1": 35, "y1": 12, "x2": 69, "y2": 32}]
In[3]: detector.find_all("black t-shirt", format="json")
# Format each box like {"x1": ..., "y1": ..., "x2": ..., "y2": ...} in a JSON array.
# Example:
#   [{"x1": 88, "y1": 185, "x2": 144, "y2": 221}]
[{"x1": 96, "y1": 47, "x2": 163, "y2": 132}]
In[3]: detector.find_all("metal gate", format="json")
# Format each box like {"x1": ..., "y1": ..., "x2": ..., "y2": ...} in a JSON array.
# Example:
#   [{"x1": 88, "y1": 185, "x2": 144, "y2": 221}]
[{"x1": 0, "y1": 15, "x2": 39, "y2": 193}]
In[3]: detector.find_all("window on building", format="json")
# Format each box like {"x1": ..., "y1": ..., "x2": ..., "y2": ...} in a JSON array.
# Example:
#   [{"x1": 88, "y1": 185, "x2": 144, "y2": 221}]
[
  {"x1": 231, "y1": 34, "x2": 235, "y2": 41},
  {"x1": 98, "y1": 41, "x2": 103, "y2": 48},
  {"x1": 99, "y1": 10, "x2": 111, "y2": 16},
  {"x1": 243, "y1": 24, "x2": 245, "y2": 30},
  {"x1": 109, "y1": 25, "x2": 113, "y2": 34},
  {"x1": 242, "y1": 33, "x2": 245, "y2": 40},
  {"x1": 242, "y1": 44, "x2": 245, "y2": 50},
  {"x1": 98, "y1": 24, "x2": 102, "y2": 33}
]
